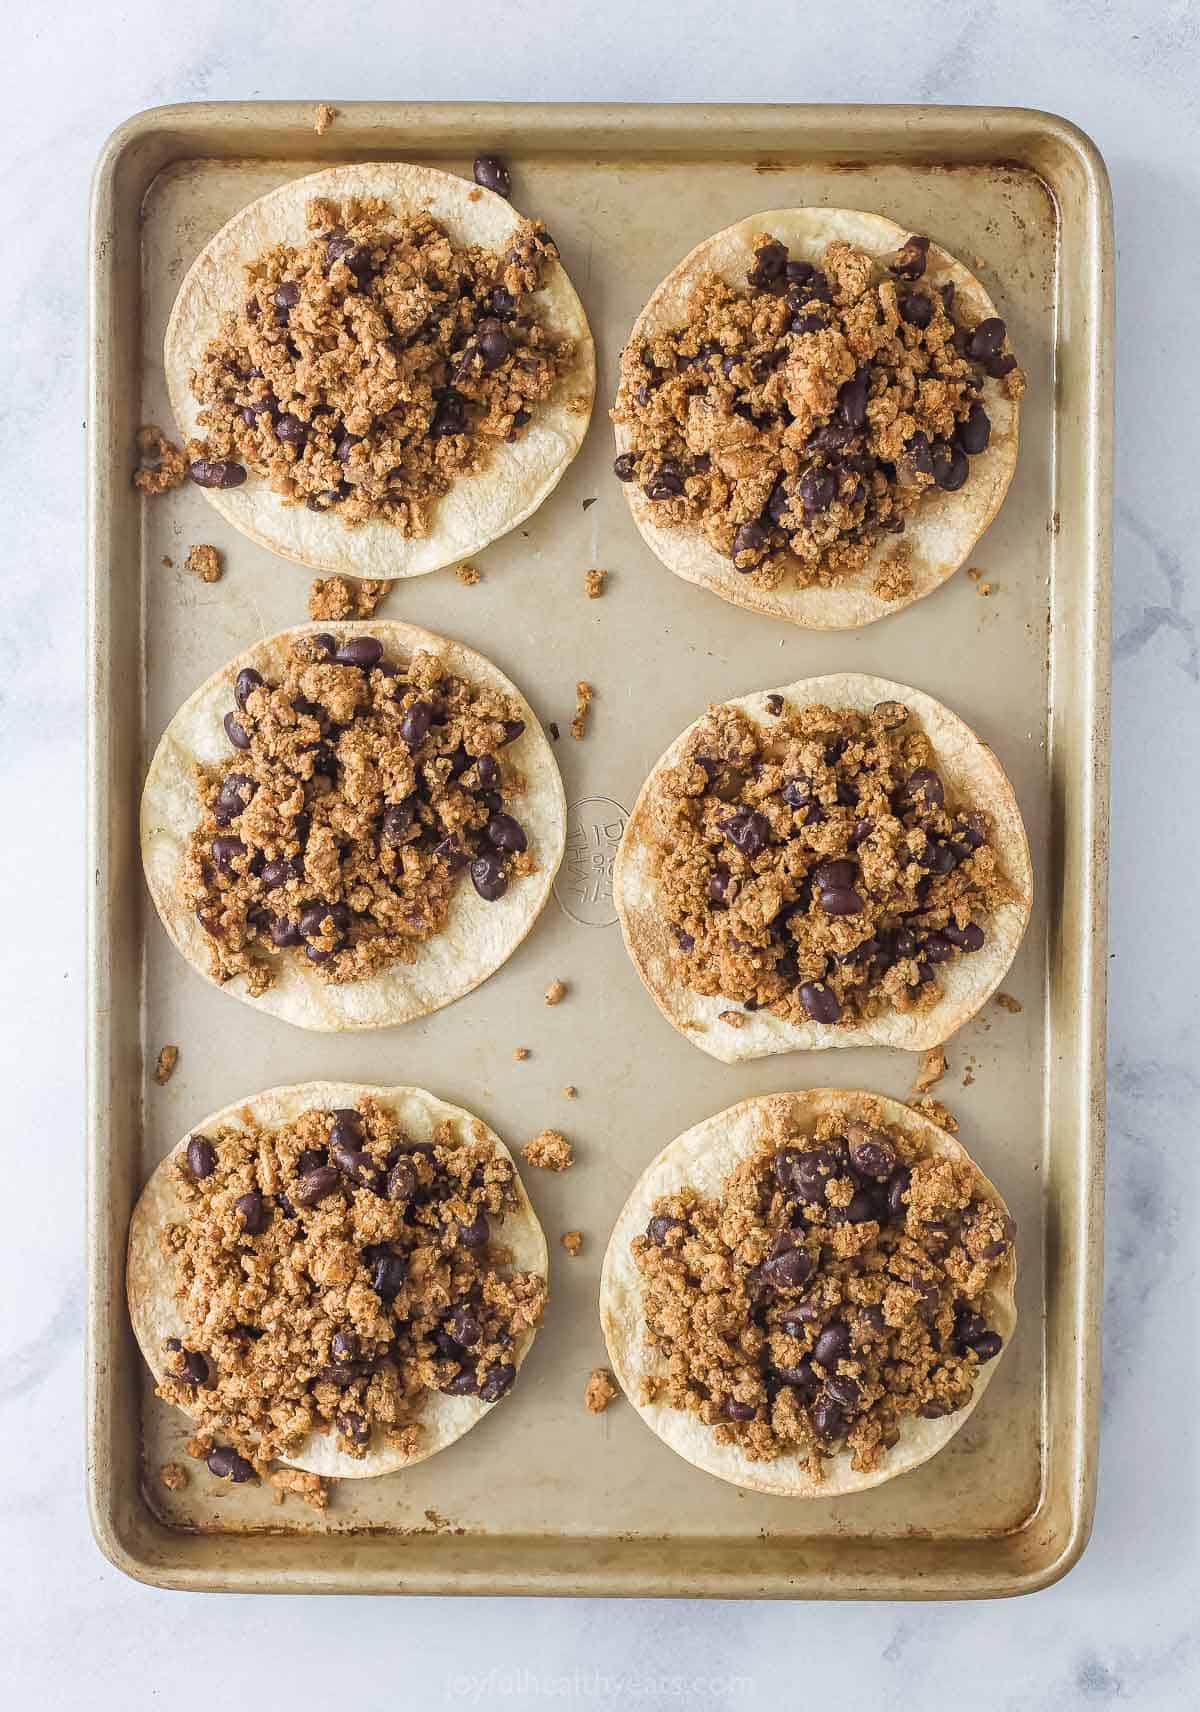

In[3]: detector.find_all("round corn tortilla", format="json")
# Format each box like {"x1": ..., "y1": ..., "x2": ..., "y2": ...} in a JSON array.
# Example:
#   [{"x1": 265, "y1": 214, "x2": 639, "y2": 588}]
[
  {"x1": 600, "y1": 1088, "x2": 1016, "y2": 1497},
  {"x1": 127, "y1": 1081, "x2": 549, "y2": 1480},
  {"x1": 165, "y1": 161, "x2": 596, "y2": 579},
  {"x1": 140, "y1": 620, "x2": 567, "y2": 1032},
  {"x1": 614, "y1": 672, "x2": 1032, "y2": 1062},
  {"x1": 614, "y1": 208, "x2": 1020, "y2": 628}
]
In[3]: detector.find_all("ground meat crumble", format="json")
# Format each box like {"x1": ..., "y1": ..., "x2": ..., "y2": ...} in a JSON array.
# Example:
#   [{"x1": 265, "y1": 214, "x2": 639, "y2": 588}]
[
  {"x1": 180, "y1": 632, "x2": 538, "y2": 996},
  {"x1": 308, "y1": 575, "x2": 388, "y2": 620},
  {"x1": 632, "y1": 1104, "x2": 1013, "y2": 1475},
  {"x1": 185, "y1": 544, "x2": 223, "y2": 584},
  {"x1": 585, "y1": 1368, "x2": 617, "y2": 1413},
  {"x1": 653, "y1": 694, "x2": 1012, "y2": 1028},
  {"x1": 612, "y1": 230, "x2": 1024, "y2": 589},
  {"x1": 522, "y1": 1129, "x2": 573, "y2": 1171},
  {"x1": 156, "y1": 1098, "x2": 546, "y2": 1480},
  {"x1": 184, "y1": 196, "x2": 574, "y2": 533}
]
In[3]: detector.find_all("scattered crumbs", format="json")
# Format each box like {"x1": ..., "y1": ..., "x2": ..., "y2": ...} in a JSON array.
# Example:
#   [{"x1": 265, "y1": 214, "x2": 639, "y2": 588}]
[
  {"x1": 153, "y1": 1044, "x2": 179, "y2": 1085},
  {"x1": 962, "y1": 1058, "x2": 977, "y2": 1088},
  {"x1": 912, "y1": 1044, "x2": 946, "y2": 1094},
  {"x1": 718, "y1": 1009, "x2": 747, "y2": 1029},
  {"x1": 522, "y1": 1128, "x2": 573, "y2": 1171},
  {"x1": 185, "y1": 543, "x2": 223, "y2": 584},
  {"x1": 269, "y1": 1468, "x2": 329, "y2": 1510},
  {"x1": 307, "y1": 574, "x2": 388, "y2": 620},
  {"x1": 570, "y1": 680, "x2": 593, "y2": 740},
  {"x1": 313, "y1": 102, "x2": 336, "y2": 136},
  {"x1": 561, "y1": 1230, "x2": 583, "y2": 1257},
  {"x1": 547, "y1": 720, "x2": 560, "y2": 742},
  {"x1": 159, "y1": 1462, "x2": 188, "y2": 1491},
  {"x1": 909, "y1": 1096, "x2": 959, "y2": 1133},
  {"x1": 996, "y1": 992, "x2": 1023, "y2": 1014},
  {"x1": 467, "y1": 188, "x2": 482, "y2": 203},
  {"x1": 544, "y1": 978, "x2": 566, "y2": 1006},
  {"x1": 455, "y1": 562, "x2": 481, "y2": 586},
  {"x1": 584, "y1": 568, "x2": 607, "y2": 598},
  {"x1": 562, "y1": 1084, "x2": 577, "y2": 1099},
  {"x1": 637, "y1": 1374, "x2": 661, "y2": 1406},
  {"x1": 586, "y1": 1368, "x2": 617, "y2": 1413},
  {"x1": 513, "y1": 1046, "x2": 530, "y2": 1062},
  {"x1": 581, "y1": 496, "x2": 598, "y2": 511},
  {"x1": 161, "y1": 556, "x2": 174, "y2": 569},
  {"x1": 976, "y1": 580, "x2": 995, "y2": 597},
  {"x1": 967, "y1": 566, "x2": 982, "y2": 581},
  {"x1": 134, "y1": 425, "x2": 187, "y2": 494}
]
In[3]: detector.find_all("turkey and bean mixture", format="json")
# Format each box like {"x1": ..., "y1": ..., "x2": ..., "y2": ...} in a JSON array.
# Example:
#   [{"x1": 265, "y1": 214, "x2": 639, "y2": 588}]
[
  {"x1": 156, "y1": 1099, "x2": 546, "y2": 1482},
  {"x1": 612, "y1": 229, "x2": 1024, "y2": 597},
  {"x1": 631, "y1": 1104, "x2": 1013, "y2": 1477},
  {"x1": 652, "y1": 694, "x2": 1012, "y2": 1029},
  {"x1": 183, "y1": 194, "x2": 575, "y2": 531},
  {"x1": 181, "y1": 632, "x2": 538, "y2": 995}
]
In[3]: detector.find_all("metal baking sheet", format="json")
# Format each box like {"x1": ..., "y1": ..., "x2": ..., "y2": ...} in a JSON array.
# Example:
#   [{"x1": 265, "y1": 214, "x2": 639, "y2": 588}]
[{"x1": 87, "y1": 102, "x2": 1111, "y2": 1598}]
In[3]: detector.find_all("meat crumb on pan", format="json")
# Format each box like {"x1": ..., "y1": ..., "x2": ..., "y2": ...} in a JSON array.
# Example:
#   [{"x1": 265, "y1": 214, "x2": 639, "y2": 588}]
[
  {"x1": 584, "y1": 568, "x2": 607, "y2": 598},
  {"x1": 544, "y1": 979, "x2": 566, "y2": 1006},
  {"x1": 185, "y1": 544, "x2": 223, "y2": 584},
  {"x1": 314, "y1": 103, "x2": 336, "y2": 136},
  {"x1": 586, "y1": 1369, "x2": 617, "y2": 1413},
  {"x1": 570, "y1": 681, "x2": 593, "y2": 740},
  {"x1": 456, "y1": 563, "x2": 481, "y2": 586},
  {"x1": 522, "y1": 1129, "x2": 573, "y2": 1171},
  {"x1": 307, "y1": 575, "x2": 388, "y2": 620},
  {"x1": 153, "y1": 1044, "x2": 179, "y2": 1085},
  {"x1": 561, "y1": 1230, "x2": 583, "y2": 1256}
]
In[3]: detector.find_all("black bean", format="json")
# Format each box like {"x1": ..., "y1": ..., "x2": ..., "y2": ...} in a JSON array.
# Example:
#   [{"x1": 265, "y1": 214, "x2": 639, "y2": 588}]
[
  {"x1": 846, "y1": 1123, "x2": 897, "y2": 1180},
  {"x1": 719, "y1": 807, "x2": 772, "y2": 859},
  {"x1": 762, "y1": 1246, "x2": 816, "y2": 1290},
  {"x1": 818, "y1": 887, "x2": 865, "y2": 917},
  {"x1": 957, "y1": 401, "x2": 991, "y2": 454},
  {"x1": 931, "y1": 440, "x2": 969, "y2": 491},
  {"x1": 900, "y1": 291, "x2": 933, "y2": 328},
  {"x1": 501, "y1": 718, "x2": 526, "y2": 745},
  {"x1": 470, "y1": 852, "x2": 508, "y2": 901},
  {"x1": 922, "y1": 931, "x2": 954, "y2": 963},
  {"x1": 476, "y1": 318, "x2": 511, "y2": 372},
  {"x1": 943, "y1": 921, "x2": 985, "y2": 952},
  {"x1": 274, "y1": 412, "x2": 306, "y2": 446},
  {"x1": 333, "y1": 1143, "x2": 383, "y2": 1192},
  {"x1": 337, "y1": 1412, "x2": 371, "y2": 1446},
  {"x1": 731, "y1": 520, "x2": 768, "y2": 568},
  {"x1": 178, "y1": 1349, "x2": 210, "y2": 1387},
  {"x1": 448, "y1": 1305, "x2": 482, "y2": 1348},
  {"x1": 613, "y1": 452, "x2": 637, "y2": 482},
  {"x1": 890, "y1": 235, "x2": 929, "y2": 280},
  {"x1": 798, "y1": 981, "x2": 840, "y2": 1024},
  {"x1": 259, "y1": 856, "x2": 297, "y2": 890},
  {"x1": 907, "y1": 767, "x2": 944, "y2": 809},
  {"x1": 922, "y1": 840, "x2": 958, "y2": 875},
  {"x1": 812, "y1": 1398, "x2": 846, "y2": 1441},
  {"x1": 984, "y1": 352, "x2": 1018, "y2": 379},
  {"x1": 813, "y1": 1321, "x2": 851, "y2": 1369},
  {"x1": 207, "y1": 1445, "x2": 255, "y2": 1482},
  {"x1": 968, "y1": 1330, "x2": 1003, "y2": 1362},
  {"x1": 296, "y1": 1149, "x2": 327, "y2": 1175},
  {"x1": 211, "y1": 834, "x2": 245, "y2": 873},
  {"x1": 645, "y1": 467, "x2": 684, "y2": 501},
  {"x1": 335, "y1": 635, "x2": 383, "y2": 668},
  {"x1": 295, "y1": 1165, "x2": 340, "y2": 1207},
  {"x1": 458, "y1": 1211, "x2": 490, "y2": 1249},
  {"x1": 825, "y1": 1373, "x2": 862, "y2": 1410},
  {"x1": 330, "y1": 1329, "x2": 359, "y2": 1364},
  {"x1": 270, "y1": 916, "x2": 301, "y2": 947},
  {"x1": 765, "y1": 693, "x2": 784, "y2": 717},
  {"x1": 747, "y1": 239, "x2": 788, "y2": 288},
  {"x1": 473, "y1": 155, "x2": 511, "y2": 197},
  {"x1": 400, "y1": 700, "x2": 434, "y2": 749},
  {"x1": 726, "y1": 1399, "x2": 757, "y2": 1421},
  {"x1": 648, "y1": 1214, "x2": 683, "y2": 1245},
  {"x1": 886, "y1": 1165, "x2": 912, "y2": 1222},
  {"x1": 774, "y1": 1359, "x2": 819, "y2": 1397},
  {"x1": 479, "y1": 1362, "x2": 516, "y2": 1403},
  {"x1": 186, "y1": 1136, "x2": 217, "y2": 1179},
  {"x1": 299, "y1": 901, "x2": 334, "y2": 937},
  {"x1": 235, "y1": 1191, "x2": 266, "y2": 1235},
  {"x1": 234, "y1": 668, "x2": 264, "y2": 710},
  {"x1": 223, "y1": 711, "x2": 251, "y2": 751},
  {"x1": 189, "y1": 459, "x2": 246, "y2": 489},
  {"x1": 431, "y1": 392, "x2": 468, "y2": 437},
  {"x1": 838, "y1": 368, "x2": 870, "y2": 429},
  {"x1": 474, "y1": 754, "x2": 500, "y2": 791},
  {"x1": 966, "y1": 317, "x2": 1006, "y2": 360},
  {"x1": 273, "y1": 281, "x2": 300, "y2": 312},
  {"x1": 798, "y1": 465, "x2": 838, "y2": 514},
  {"x1": 486, "y1": 813, "x2": 527, "y2": 853},
  {"x1": 813, "y1": 859, "x2": 858, "y2": 893},
  {"x1": 336, "y1": 430, "x2": 362, "y2": 462},
  {"x1": 369, "y1": 1251, "x2": 407, "y2": 1300}
]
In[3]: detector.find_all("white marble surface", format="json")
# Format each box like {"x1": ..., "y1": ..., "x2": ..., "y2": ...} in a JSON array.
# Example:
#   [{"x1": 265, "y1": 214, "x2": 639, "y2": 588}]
[{"x1": 4, "y1": 0, "x2": 1198, "y2": 1703}]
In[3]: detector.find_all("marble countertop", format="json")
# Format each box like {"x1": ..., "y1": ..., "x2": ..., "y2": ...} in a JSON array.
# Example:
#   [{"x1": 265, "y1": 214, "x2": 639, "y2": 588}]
[{"x1": 6, "y1": 0, "x2": 1197, "y2": 1703}]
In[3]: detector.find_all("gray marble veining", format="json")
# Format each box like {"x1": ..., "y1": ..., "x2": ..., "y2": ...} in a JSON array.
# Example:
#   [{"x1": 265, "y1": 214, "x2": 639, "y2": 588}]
[{"x1": 4, "y1": 0, "x2": 1198, "y2": 1703}]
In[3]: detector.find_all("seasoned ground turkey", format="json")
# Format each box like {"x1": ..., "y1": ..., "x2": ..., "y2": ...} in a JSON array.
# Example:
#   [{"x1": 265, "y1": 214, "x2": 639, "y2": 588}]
[
  {"x1": 180, "y1": 632, "x2": 538, "y2": 995},
  {"x1": 612, "y1": 230, "x2": 1024, "y2": 590},
  {"x1": 184, "y1": 196, "x2": 573, "y2": 531},
  {"x1": 157, "y1": 1098, "x2": 545, "y2": 1477},
  {"x1": 632, "y1": 1104, "x2": 1013, "y2": 1476},
  {"x1": 653, "y1": 695, "x2": 1012, "y2": 1028}
]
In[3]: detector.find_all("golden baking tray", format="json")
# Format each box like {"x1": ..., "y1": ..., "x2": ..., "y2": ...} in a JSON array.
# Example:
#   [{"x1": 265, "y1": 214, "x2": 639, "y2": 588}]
[{"x1": 86, "y1": 102, "x2": 1111, "y2": 1598}]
